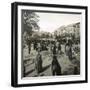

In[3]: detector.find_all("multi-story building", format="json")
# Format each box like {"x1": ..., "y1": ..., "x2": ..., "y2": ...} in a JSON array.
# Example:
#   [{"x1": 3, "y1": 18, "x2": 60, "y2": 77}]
[{"x1": 54, "y1": 22, "x2": 80, "y2": 39}]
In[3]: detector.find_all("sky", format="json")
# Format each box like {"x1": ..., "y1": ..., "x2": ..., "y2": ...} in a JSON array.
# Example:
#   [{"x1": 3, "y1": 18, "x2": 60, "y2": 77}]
[{"x1": 36, "y1": 12, "x2": 81, "y2": 33}]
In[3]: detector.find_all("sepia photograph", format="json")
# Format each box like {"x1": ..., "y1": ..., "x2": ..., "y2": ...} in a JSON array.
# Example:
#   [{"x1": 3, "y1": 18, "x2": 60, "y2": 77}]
[{"x1": 22, "y1": 10, "x2": 81, "y2": 77}]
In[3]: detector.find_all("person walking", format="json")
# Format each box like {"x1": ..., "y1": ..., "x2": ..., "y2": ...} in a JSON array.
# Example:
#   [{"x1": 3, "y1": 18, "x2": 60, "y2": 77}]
[
  {"x1": 35, "y1": 49, "x2": 43, "y2": 75},
  {"x1": 58, "y1": 42, "x2": 61, "y2": 54},
  {"x1": 51, "y1": 55, "x2": 62, "y2": 75},
  {"x1": 53, "y1": 43, "x2": 57, "y2": 55}
]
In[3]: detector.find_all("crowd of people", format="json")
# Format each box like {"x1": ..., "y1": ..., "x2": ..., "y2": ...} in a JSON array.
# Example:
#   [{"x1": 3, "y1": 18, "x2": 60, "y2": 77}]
[
  {"x1": 29, "y1": 39, "x2": 74, "y2": 76},
  {"x1": 24, "y1": 38, "x2": 80, "y2": 76}
]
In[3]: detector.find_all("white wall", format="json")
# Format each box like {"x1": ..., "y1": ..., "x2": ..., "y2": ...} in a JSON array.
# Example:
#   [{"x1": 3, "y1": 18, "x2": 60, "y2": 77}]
[{"x1": 0, "y1": 0, "x2": 89, "y2": 89}]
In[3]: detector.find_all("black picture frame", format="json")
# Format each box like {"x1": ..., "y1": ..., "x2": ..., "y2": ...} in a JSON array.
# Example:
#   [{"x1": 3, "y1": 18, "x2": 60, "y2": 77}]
[{"x1": 11, "y1": 2, "x2": 88, "y2": 87}]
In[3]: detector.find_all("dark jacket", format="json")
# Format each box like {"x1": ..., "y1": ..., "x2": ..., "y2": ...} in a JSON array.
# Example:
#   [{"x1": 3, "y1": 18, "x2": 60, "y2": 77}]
[{"x1": 51, "y1": 57, "x2": 61, "y2": 75}]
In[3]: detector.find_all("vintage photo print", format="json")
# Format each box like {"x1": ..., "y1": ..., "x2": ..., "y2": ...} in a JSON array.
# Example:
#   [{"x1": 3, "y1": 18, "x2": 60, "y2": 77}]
[{"x1": 21, "y1": 10, "x2": 81, "y2": 78}]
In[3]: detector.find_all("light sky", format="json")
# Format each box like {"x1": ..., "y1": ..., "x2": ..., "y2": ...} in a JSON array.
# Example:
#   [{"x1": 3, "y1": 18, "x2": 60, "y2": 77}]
[{"x1": 36, "y1": 12, "x2": 81, "y2": 33}]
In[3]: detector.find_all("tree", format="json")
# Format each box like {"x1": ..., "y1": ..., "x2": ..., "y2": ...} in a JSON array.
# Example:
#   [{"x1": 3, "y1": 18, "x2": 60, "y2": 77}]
[{"x1": 22, "y1": 10, "x2": 40, "y2": 54}]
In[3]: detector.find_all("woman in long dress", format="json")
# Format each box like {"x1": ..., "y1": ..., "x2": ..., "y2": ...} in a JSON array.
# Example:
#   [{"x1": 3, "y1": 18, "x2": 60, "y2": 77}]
[
  {"x1": 35, "y1": 49, "x2": 42, "y2": 75},
  {"x1": 51, "y1": 55, "x2": 62, "y2": 75}
]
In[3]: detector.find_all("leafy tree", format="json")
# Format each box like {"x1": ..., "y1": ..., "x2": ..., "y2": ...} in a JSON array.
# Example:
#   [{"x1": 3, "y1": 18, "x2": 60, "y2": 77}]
[{"x1": 22, "y1": 10, "x2": 40, "y2": 54}]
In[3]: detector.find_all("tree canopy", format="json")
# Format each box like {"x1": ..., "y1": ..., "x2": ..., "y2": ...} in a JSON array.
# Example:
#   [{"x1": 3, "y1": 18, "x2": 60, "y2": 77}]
[
  {"x1": 22, "y1": 10, "x2": 40, "y2": 50},
  {"x1": 22, "y1": 10, "x2": 40, "y2": 33}
]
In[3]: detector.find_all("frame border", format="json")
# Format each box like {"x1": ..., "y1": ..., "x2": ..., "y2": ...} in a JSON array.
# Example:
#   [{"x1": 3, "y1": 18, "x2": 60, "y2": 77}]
[{"x1": 11, "y1": 2, "x2": 88, "y2": 87}]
